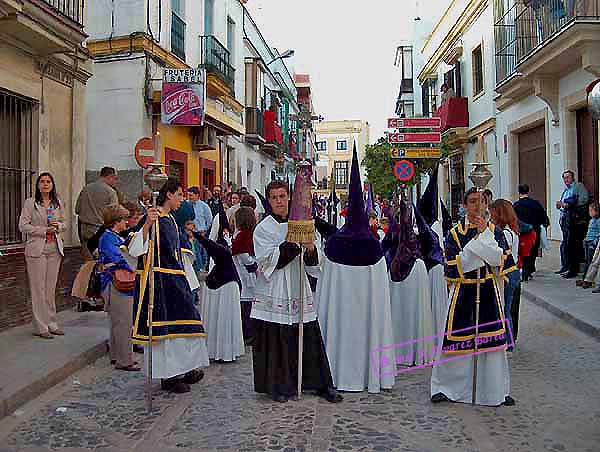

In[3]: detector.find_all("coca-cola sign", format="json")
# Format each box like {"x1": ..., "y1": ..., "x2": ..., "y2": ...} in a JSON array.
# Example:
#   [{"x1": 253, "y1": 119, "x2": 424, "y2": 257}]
[{"x1": 161, "y1": 69, "x2": 205, "y2": 126}]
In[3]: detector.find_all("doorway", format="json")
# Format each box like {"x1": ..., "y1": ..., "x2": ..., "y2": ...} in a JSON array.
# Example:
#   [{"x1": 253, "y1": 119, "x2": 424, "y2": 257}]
[
  {"x1": 518, "y1": 124, "x2": 547, "y2": 210},
  {"x1": 577, "y1": 108, "x2": 599, "y2": 202}
]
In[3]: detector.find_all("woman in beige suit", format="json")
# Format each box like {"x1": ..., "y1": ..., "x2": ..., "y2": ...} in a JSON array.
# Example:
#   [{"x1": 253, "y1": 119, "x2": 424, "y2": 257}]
[{"x1": 19, "y1": 172, "x2": 66, "y2": 339}]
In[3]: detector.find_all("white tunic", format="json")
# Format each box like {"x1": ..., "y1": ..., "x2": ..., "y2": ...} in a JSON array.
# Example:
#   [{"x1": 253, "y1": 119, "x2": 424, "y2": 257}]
[
  {"x1": 430, "y1": 227, "x2": 510, "y2": 406},
  {"x1": 202, "y1": 281, "x2": 245, "y2": 362},
  {"x1": 251, "y1": 216, "x2": 317, "y2": 325},
  {"x1": 129, "y1": 229, "x2": 209, "y2": 379},
  {"x1": 317, "y1": 257, "x2": 396, "y2": 393},
  {"x1": 389, "y1": 259, "x2": 435, "y2": 366}
]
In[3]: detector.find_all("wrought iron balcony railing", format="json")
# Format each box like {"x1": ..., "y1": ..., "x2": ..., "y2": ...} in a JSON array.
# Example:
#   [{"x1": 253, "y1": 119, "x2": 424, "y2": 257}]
[
  {"x1": 495, "y1": 0, "x2": 600, "y2": 85},
  {"x1": 200, "y1": 35, "x2": 235, "y2": 93},
  {"x1": 245, "y1": 107, "x2": 265, "y2": 144},
  {"x1": 41, "y1": 0, "x2": 84, "y2": 26}
]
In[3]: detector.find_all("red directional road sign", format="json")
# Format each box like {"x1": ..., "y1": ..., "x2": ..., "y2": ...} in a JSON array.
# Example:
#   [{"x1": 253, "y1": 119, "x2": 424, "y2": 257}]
[
  {"x1": 393, "y1": 160, "x2": 415, "y2": 182},
  {"x1": 388, "y1": 132, "x2": 441, "y2": 144},
  {"x1": 387, "y1": 117, "x2": 441, "y2": 129},
  {"x1": 134, "y1": 137, "x2": 155, "y2": 169}
]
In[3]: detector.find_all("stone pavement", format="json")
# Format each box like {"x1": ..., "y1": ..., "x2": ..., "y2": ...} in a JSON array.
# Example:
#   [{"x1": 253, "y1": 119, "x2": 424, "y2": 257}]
[
  {"x1": 0, "y1": 299, "x2": 599, "y2": 452},
  {"x1": 0, "y1": 309, "x2": 108, "y2": 420}
]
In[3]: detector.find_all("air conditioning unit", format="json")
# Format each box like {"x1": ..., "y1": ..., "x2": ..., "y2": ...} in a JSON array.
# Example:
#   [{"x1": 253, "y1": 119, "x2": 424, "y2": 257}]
[{"x1": 192, "y1": 125, "x2": 217, "y2": 151}]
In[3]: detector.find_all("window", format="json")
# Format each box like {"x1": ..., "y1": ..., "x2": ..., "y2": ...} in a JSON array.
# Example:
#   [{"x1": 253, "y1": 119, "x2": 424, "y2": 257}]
[
  {"x1": 0, "y1": 90, "x2": 35, "y2": 246},
  {"x1": 336, "y1": 140, "x2": 348, "y2": 151},
  {"x1": 204, "y1": 0, "x2": 214, "y2": 35},
  {"x1": 472, "y1": 44, "x2": 484, "y2": 96},
  {"x1": 171, "y1": 11, "x2": 186, "y2": 61},
  {"x1": 421, "y1": 79, "x2": 438, "y2": 117},
  {"x1": 227, "y1": 17, "x2": 235, "y2": 60},
  {"x1": 316, "y1": 141, "x2": 327, "y2": 152},
  {"x1": 334, "y1": 161, "x2": 349, "y2": 187}
]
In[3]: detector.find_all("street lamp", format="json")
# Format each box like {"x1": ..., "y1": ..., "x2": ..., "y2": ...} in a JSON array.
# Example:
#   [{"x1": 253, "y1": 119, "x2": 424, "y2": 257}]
[{"x1": 267, "y1": 49, "x2": 295, "y2": 65}]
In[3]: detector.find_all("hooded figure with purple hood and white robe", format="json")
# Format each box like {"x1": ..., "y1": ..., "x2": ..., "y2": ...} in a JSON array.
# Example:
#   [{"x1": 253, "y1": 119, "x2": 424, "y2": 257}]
[
  {"x1": 388, "y1": 201, "x2": 435, "y2": 367},
  {"x1": 316, "y1": 144, "x2": 396, "y2": 393}
]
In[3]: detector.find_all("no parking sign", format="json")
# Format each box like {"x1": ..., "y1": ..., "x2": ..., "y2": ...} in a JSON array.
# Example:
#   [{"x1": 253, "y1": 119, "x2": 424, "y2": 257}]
[{"x1": 393, "y1": 160, "x2": 415, "y2": 182}]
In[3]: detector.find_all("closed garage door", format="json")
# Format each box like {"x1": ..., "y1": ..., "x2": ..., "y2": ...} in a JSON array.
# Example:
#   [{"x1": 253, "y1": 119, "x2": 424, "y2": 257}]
[{"x1": 518, "y1": 125, "x2": 547, "y2": 210}]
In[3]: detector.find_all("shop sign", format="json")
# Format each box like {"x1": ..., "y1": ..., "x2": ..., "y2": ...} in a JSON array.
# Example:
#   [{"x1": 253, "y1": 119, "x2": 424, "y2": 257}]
[{"x1": 161, "y1": 68, "x2": 206, "y2": 126}]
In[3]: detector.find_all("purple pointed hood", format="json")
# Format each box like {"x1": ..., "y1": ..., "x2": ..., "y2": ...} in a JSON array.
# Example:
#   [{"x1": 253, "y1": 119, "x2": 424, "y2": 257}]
[
  {"x1": 324, "y1": 143, "x2": 383, "y2": 266},
  {"x1": 389, "y1": 201, "x2": 421, "y2": 282}
]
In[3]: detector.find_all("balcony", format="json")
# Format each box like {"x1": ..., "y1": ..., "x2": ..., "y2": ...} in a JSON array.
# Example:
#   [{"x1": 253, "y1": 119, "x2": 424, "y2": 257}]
[
  {"x1": 261, "y1": 109, "x2": 283, "y2": 157},
  {"x1": 200, "y1": 36, "x2": 235, "y2": 95},
  {"x1": 245, "y1": 107, "x2": 265, "y2": 145},
  {"x1": 0, "y1": 0, "x2": 86, "y2": 53},
  {"x1": 495, "y1": 0, "x2": 600, "y2": 88},
  {"x1": 435, "y1": 97, "x2": 469, "y2": 149}
]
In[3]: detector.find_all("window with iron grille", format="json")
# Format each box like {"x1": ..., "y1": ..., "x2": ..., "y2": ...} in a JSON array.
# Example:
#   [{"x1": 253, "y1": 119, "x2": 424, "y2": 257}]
[
  {"x1": 316, "y1": 141, "x2": 327, "y2": 152},
  {"x1": 472, "y1": 44, "x2": 484, "y2": 96},
  {"x1": 334, "y1": 161, "x2": 349, "y2": 187},
  {"x1": 0, "y1": 90, "x2": 36, "y2": 246},
  {"x1": 171, "y1": 12, "x2": 186, "y2": 61}
]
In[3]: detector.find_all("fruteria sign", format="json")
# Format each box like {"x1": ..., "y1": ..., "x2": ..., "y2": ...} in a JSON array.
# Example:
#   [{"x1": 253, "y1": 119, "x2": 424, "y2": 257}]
[
  {"x1": 387, "y1": 117, "x2": 441, "y2": 129},
  {"x1": 161, "y1": 68, "x2": 206, "y2": 126},
  {"x1": 387, "y1": 132, "x2": 441, "y2": 144},
  {"x1": 390, "y1": 148, "x2": 442, "y2": 159}
]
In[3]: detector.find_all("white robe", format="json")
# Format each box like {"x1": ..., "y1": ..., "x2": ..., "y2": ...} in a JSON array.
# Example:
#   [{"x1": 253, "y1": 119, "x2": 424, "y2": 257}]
[
  {"x1": 389, "y1": 259, "x2": 435, "y2": 366},
  {"x1": 430, "y1": 227, "x2": 510, "y2": 406},
  {"x1": 251, "y1": 216, "x2": 319, "y2": 325},
  {"x1": 129, "y1": 228, "x2": 209, "y2": 379},
  {"x1": 202, "y1": 281, "x2": 245, "y2": 362},
  {"x1": 429, "y1": 264, "x2": 449, "y2": 345},
  {"x1": 317, "y1": 257, "x2": 395, "y2": 393}
]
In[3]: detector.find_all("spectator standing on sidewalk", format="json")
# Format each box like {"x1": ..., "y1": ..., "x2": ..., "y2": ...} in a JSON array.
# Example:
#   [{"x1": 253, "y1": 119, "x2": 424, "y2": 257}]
[
  {"x1": 98, "y1": 207, "x2": 140, "y2": 372},
  {"x1": 227, "y1": 191, "x2": 242, "y2": 232},
  {"x1": 207, "y1": 185, "x2": 223, "y2": 218},
  {"x1": 576, "y1": 203, "x2": 600, "y2": 289},
  {"x1": 490, "y1": 199, "x2": 521, "y2": 351},
  {"x1": 171, "y1": 189, "x2": 195, "y2": 231},
  {"x1": 513, "y1": 184, "x2": 550, "y2": 281},
  {"x1": 19, "y1": 172, "x2": 67, "y2": 340},
  {"x1": 75, "y1": 167, "x2": 119, "y2": 260},
  {"x1": 556, "y1": 170, "x2": 589, "y2": 278}
]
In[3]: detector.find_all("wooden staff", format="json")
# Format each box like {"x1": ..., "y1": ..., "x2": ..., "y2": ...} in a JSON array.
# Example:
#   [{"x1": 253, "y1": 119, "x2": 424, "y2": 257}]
[{"x1": 297, "y1": 248, "x2": 305, "y2": 400}]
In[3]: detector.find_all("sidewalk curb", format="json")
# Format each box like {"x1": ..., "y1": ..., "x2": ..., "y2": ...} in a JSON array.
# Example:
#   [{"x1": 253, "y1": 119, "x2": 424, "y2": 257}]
[
  {"x1": 521, "y1": 287, "x2": 600, "y2": 341},
  {"x1": 0, "y1": 340, "x2": 108, "y2": 421}
]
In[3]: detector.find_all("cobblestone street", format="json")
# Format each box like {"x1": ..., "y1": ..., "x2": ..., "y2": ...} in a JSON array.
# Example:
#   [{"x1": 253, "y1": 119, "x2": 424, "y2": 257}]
[{"x1": 1, "y1": 298, "x2": 599, "y2": 452}]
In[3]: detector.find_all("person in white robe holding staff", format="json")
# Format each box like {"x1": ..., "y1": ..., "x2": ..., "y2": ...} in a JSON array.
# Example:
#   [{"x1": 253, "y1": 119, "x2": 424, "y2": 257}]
[{"x1": 431, "y1": 187, "x2": 517, "y2": 406}]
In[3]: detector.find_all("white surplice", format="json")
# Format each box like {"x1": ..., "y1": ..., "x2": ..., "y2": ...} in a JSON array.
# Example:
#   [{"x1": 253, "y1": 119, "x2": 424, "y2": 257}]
[
  {"x1": 316, "y1": 257, "x2": 395, "y2": 393},
  {"x1": 251, "y1": 216, "x2": 318, "y2": 325},
  {"x1": 233, "y1": 253, "x2": 257, "y2": 302},
  {"x1": 430, "y1": 227, "x2": 510, "y2": 406},
  {"x1": 389, "y1": 259, "x2": 435, "y2": 366},
  {"x1": 129, "y1": 229, "x2": 209, "y2": 379},
  {"x1": 202, "y1": 281, "x2": 245, "y2": 362}
]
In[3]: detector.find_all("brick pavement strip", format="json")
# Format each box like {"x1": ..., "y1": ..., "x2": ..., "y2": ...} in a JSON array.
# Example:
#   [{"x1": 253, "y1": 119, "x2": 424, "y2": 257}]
[{"x1": 0, "y1": 300, "x2": 599, "y2": 452}]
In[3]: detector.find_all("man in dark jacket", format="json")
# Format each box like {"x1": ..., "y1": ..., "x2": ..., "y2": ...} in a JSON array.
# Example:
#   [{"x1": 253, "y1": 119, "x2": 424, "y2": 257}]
[{"x1": 513, "y1": 184, "x2": 550, "y2": 281}]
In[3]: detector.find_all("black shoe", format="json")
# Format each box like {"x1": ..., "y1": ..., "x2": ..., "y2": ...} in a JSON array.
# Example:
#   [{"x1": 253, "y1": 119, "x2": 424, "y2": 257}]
[
  {"x1": 555, "y1": 269, "x2": 568, "y2": 274},
  {"x1": 502, "y1": 395, "x2": 516, "y2": 406},
  {"x1": 161, "y1": 378, "x2": 175, "y2": 391},
  {"x1": 170, "y1": 380, "x2": 191, "y2": 394},
  {"x1": 318, "y1": 387, "x2": 343, "y2": 403},
  {"x1": 273, "y1": 394, "x2": 288, "y2": 403},
  {"x1": 183, "y1": 369, "x2": 204, "y2": 385},
  {"x1": 562, "y1": 273, "x2": 578, "y2": 279},
  {"x1": 110, "y1": 360, "x2": 116, "y2": 365},
  {"x1": 592, "y1": 288, "x2": 600, "y2": 294},
  {"x1": 133, "y1": 345, "x2": 144, "y2": 354},
  {"x1": 431, "y1": 393, "x2": 450, "y2": 403}
]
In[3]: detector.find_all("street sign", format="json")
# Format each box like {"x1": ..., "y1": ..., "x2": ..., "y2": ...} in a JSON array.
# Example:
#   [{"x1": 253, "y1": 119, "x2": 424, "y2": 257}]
[
  {"x1": 134, "y1": 137, "x2": 155, "y2": 169},
  {"x1": 388, "y1": 117, "x2": 441, "y2": 129},
  {"x1": 393, "y1": 160, "x2": 415, "y2": 182},
  {"x1": 390, "y1": 148, "x2": 442, "y2": 159},
  {"x1": 388, "y1": 132, "x2": 441, "y2": 144}
]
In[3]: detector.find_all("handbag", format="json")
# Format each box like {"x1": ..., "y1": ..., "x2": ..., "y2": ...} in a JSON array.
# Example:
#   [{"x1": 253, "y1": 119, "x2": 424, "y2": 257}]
[
  {"x1": 86, "y1": 263, "x2": 103, "y2": 299},
  {"x1": 113, "y1": 269, "x2": 136, "y2": 293}
]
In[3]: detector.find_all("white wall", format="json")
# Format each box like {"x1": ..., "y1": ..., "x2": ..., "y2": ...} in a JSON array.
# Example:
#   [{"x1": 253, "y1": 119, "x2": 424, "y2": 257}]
[{"x1": 86, "y1": 59, "x2": 149, "y2": 171}]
